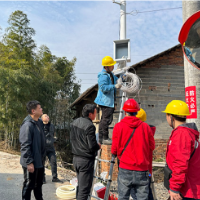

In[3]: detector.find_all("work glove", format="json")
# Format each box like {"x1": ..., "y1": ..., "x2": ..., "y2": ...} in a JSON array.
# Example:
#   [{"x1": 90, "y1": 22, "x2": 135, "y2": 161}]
[{"x1": 115, "y1": 83, "x2": 122, "y2": 89}]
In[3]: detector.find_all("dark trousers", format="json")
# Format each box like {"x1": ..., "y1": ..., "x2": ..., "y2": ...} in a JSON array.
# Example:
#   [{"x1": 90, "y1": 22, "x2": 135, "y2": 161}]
[
  {"x1": 22, "y1": 167, "x2": 44, "y2": 200},
  {"x1": 73, "y1": 156, "x2": 94, "y2": 200},
  {"x1": 117, "y1": 159, "x2": 153, "y2": 200},
  {"x1": 99, "y1": 106, "x2": 114, "y2": 143},
  {"x1": 130, "y1": 177, "x2": 153, "y2": 200},
  {"x1": 118, "y1": 168, "x2": 149, "y2": 200},
  {"x1": 44, "y1": 149, "x2": 57, "y2": 179}
]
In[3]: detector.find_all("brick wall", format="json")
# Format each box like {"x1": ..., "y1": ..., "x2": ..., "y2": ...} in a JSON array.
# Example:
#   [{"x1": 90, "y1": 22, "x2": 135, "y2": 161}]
[
  {"x1": 153, "y1": 139, "x2": 168, "y2": 160},
  {"x1": 101, "y1": 145, "x2": 119, "y2": 181},
  {"x1": 140, "y1": 47, "x2": 183, "y2": 68},
  {"x1": 128, "y1": 46, "x2": 185, "y2": 139},
  {"x1": 108, "y1": 47, "x2": 184, "y2": 140}
]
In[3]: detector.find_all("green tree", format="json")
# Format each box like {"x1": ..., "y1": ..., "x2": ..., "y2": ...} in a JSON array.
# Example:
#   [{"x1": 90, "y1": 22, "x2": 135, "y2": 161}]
[
  {"x1": 50, "y1": 57, "x2": 80, "y2": 164},
  {"x1": 3, "y1": 10, "x2": 36, "y2": 63},
  {"x1": 0, "y1": 10, "x2": 37, "y2": 148},
  {"x1": 0, "y1": 42, "x2": 34, "y2": 148},
  {"x1": 34, "y1": 45, "x2": 63, "y2": 113},
  {"x1": 0, "y1": 10, "x2": 80, "y2": 152}
]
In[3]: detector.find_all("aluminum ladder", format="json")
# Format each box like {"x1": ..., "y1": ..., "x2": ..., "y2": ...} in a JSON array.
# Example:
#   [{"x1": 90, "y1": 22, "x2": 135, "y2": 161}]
[{"x1": 87, "y1": 150, "x2": 116, "y2": 200}]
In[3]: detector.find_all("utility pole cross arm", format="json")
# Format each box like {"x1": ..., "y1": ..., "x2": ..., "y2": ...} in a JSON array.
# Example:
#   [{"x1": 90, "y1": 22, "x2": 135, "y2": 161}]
[{"x1": 112, "y1": 0, "x2": 122, "y2": 5}]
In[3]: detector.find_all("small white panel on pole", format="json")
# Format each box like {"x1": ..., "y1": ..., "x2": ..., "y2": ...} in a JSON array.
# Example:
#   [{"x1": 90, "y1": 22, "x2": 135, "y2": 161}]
[{"x1": 113, "y1": 39, "x2": 131, "y2": 62}]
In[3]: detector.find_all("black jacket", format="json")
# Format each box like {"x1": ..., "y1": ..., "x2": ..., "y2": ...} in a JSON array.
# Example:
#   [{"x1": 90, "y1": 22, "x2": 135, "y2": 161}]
[
  {"x1": 70, "y1": 117, "x2": 99, "y2": 159},
  {"x1": 44, "y1": 122, "x2": 55, "y2": 151},
  {"x1": 19, "y1": 115, "x2": 46, "y2": 168}
]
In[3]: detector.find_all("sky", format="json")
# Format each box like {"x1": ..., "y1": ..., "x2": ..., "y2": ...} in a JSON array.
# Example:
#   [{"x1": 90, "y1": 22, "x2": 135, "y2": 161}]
[{"x1": 0, "y1": 1, "x2": 183, "y2": 93}]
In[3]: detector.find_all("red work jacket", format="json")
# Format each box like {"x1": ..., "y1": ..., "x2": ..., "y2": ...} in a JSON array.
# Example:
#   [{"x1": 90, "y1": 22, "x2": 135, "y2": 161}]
[
  {"x1": 166, "y1": 123, "x2": 200, "y2": 199},
  {"x1": 111, "y1": 116, "x2": 155, "y2": 171}
]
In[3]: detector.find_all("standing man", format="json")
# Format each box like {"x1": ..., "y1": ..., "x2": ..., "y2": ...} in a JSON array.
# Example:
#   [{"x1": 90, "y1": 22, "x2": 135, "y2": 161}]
[
  {"x1": 94, "y1": 56, "x2": 122, "y2": 145},
  {"x1": 41, "y1": 114, "x2": 62, "y2": 183},
  {"x1": 162, "y1": 100, "x2": 200, "y2": 200},
  {"x1": 70, "y1": 104, "x2": 101, "y2": 200},
  {"x1": 19, "y1": 100, "x2": 45, "y2": 200},
  {"x1": 111, "y1": 99, "x2": 155, "y2": 200}
]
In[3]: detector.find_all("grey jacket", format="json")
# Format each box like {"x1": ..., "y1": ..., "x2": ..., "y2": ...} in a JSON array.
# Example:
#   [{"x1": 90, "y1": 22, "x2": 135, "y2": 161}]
[{"x1": 19, "y1": 115, "x2": 46, "y2": 168}]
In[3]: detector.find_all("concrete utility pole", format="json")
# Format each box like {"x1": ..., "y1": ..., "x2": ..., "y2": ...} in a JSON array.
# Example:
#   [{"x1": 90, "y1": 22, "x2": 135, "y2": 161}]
[
  {"x1": 113, "y1": 0, "x2": 126, "y2": 40},
  {"x1": 182, "y1": 1, "x2": 200, "y2": 128},
  {"x1": 113, "y1": 0, "x2": 127, "y2": 121},
  {"x1": 120, "y1": 0, "x2": 126, "y2": 39}
]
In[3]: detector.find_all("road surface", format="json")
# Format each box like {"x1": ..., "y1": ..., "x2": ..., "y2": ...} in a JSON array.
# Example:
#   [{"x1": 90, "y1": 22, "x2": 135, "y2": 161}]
[{"x1": 0, "y1": 151, "x2": 68, "y2": 200}]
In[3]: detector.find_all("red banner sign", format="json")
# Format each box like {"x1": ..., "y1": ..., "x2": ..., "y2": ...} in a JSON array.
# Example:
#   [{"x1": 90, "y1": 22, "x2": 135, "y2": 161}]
[{"x1": 185, "y1": 86, "x2": 197, "y2": 119}]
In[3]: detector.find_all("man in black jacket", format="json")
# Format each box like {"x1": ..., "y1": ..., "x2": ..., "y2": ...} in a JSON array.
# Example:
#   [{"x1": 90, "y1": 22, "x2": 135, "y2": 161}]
[
  {"x1": 19, "y1": 100, "x2": 45, "y2": 200},
  {"x1": 70, "y1": 104, "x2": 101, "y2": 200},
  {"x1": 41, "y1": 114, "x2": 62, "y2": 183}
]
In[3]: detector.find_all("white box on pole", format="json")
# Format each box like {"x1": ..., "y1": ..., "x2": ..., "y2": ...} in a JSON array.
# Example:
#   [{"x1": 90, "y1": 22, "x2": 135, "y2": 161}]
[{"x1": 113, "y1": 39, "x2": 131, "y2": 62}]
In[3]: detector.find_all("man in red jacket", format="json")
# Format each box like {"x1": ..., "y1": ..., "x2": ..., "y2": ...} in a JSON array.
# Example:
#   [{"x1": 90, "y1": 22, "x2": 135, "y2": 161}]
[
  {"x1": 163, "y1": 100, "x2": 200, "y2": 200},
  {"x1": 111, "y1": 99, "x2": 155, "y2": 200}
]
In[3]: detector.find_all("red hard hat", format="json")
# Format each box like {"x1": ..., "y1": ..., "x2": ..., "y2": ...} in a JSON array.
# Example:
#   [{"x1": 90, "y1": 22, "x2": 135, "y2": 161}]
[{"x1": 123, "y1": 99, "x2": 140, "y2": 112}]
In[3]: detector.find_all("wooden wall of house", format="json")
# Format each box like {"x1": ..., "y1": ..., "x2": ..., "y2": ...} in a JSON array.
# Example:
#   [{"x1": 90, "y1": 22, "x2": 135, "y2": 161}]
[{"x1": 74, "y1": 89, "x2": 98, "y2": 118}]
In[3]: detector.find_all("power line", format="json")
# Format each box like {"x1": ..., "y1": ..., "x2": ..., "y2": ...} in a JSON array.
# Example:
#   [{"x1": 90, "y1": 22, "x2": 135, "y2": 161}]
[
  {"x1": 75, "y1": 83, "x2": 97, "y2": 84},
  {"x1": 65, "y1": 53, "x2": 153, "y2": 56},
  {"x1": 138, "y1": 7, "x2": 182, "y2": 14},
  {"x1": 75, "y1": 73, "x2": 98, "y2": 74},
  {"x1": 78, "y1": 79, "x2": 97, "y2": 80},
  {"x1": 126, "y1": 7, "x2": 182, "y2": 16}
]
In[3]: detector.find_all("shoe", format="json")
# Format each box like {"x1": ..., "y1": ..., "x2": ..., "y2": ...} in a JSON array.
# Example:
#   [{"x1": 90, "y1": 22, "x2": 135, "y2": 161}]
[
  {"x1": 52, "y1": 178, "x2": 63, "y2": 183},
  {"x1": 43, "y1": 176, "x2": 46, "y2": 184},
  {"x1": 103, "y1": 138, "x2": 112, "y2": 145}
]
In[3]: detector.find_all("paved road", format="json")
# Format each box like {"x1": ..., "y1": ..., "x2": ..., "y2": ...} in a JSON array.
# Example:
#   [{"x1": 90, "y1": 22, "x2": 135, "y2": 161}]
[{"x1": 0, "y1": 151, "x2": 67, "y2": 200}]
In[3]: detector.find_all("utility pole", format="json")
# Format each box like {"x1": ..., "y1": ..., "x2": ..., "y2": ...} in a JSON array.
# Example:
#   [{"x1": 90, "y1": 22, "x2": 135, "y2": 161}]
[
  {"x1": 182, "y1": 1, "x2": 200, "y2": 129},
  {"x1": 113, "y1": 0, "x2": 126, "y2": 40},
  {"x1": 113, "y1": 0, "x2": 127, "y2": 121},
  {"x1": 120, "y1": 0, "x2": 126, "y2": 40}
]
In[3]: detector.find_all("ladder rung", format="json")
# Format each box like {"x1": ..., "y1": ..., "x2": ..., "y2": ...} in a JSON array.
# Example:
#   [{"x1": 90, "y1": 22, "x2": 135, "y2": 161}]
[
  {"x1": 93, "y1": 175, "x2": 112, "y2": 183},
  {"x1": 96, "y1": 158, "x2": 112, "y2": 163},
  {"x1": 93, "y1": 175, "x2": 109, "y2": 182},
  {"x1": 114, "y1": 111, "x2": 123, "y2": 113},
  {"x1": 90, "y1": 195, "x2": 104, "y2": 200}
]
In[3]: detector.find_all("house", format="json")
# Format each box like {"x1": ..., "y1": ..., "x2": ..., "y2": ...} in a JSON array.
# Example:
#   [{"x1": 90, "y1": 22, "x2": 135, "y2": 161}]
[
  {"x1": 70, "y1": 44, "x2": 185, "y2": 180},
  {"x1": 70, "y1": 44, "x2": 184, "y2": 139}
]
